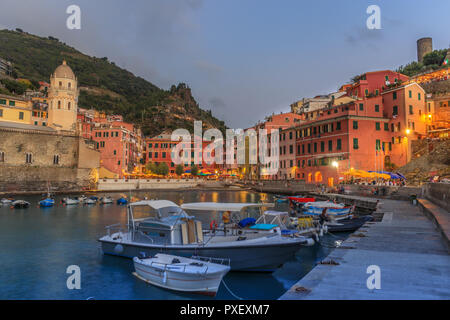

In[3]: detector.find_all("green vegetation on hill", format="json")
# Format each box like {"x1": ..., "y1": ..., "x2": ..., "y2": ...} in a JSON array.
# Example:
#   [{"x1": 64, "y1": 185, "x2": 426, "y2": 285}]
[
  {"x1": 397, "y1": 49, "x2": 448, "y2": 77},
  {"x1": 0, "y1": 29, "x2": 226, "y2": 136}
]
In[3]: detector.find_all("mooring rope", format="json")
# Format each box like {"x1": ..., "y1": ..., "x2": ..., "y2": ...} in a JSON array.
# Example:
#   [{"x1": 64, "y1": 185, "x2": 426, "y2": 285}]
[{"x1": 221, "y1": 279, "x2": 244, "y2": 300}]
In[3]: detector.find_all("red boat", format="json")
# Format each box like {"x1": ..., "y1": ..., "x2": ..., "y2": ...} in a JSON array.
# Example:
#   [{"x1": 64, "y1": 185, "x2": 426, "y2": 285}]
[{"x1": 287, "y1": 197, "x2": 315, "y2": 203}]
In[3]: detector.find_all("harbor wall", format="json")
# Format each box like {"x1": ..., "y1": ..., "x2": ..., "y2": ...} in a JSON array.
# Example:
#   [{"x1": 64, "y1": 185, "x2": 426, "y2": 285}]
[
  {"x1": 0, "y1": 128, "x2": 99, "y2": 193},
  {"x1": 424, "y1": 183, "x2": 450, "y2": 212},
  {"x1": 97, "y1": 178, "x2": 202, "y2": 191}
]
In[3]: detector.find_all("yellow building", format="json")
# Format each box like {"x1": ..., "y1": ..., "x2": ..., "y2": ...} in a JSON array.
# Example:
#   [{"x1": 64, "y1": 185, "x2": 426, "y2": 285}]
[
  {"x1": 47, "y1": 60, "x2": 78, "y2": 131},
  {"x1": 0, "y1": 94, "x2": 32, "y2": 125}
]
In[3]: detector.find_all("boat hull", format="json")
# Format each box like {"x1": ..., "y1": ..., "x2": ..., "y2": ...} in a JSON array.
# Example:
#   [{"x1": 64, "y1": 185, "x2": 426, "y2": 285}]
[
  {"x1": 132, "y1": 258, "x2": 228, "y2": 295},
  {"x1": 99, "y1": 237, "x2": 303, "y2": 272}
]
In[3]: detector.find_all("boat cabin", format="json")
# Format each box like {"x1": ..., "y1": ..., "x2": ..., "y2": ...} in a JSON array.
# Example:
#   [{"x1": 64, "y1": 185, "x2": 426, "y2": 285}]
[{"x1": 128, "y1": 200, "x2": 204, "y2": 245}]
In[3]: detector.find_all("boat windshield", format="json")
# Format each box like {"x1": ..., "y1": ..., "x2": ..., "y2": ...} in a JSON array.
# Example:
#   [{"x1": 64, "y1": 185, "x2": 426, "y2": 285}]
[{"x1": 132, "y1": 204, "x2": 189, "y2": 222}]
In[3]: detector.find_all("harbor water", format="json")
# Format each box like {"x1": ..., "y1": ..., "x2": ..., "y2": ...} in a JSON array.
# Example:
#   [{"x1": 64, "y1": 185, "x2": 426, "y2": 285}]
[{"x1": 0, "y1": 190, "x2": 348, "y2": 300}]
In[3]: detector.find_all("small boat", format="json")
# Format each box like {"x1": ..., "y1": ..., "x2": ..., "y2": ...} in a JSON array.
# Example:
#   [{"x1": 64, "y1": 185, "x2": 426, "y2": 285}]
[
  {"x1": 116, "y1": 197, "x2": 128, "y2": 205},
  {"x1": 84, "y1": 197, "x2": 97, "y2": 205},
  {"x1": 63, "y1": 197, "x2": 80, "y2": 205},
  {"x1": 1, "y1": 198, "x2": 14, "y2": 205},
  {"x1": 274, "y1": 195, "x2": 288, "y2": 204},
  {"x1": 301, "y1": 201, "x2": 354, "y2": 220},
  {"x1": 326, "y1": 215, "x2": 373, "y2": 233},
  {"x1": 11, "y1": 200, "x2": 30, "y2": 209},
  {"x1": 39, "y1": 194, "x2": 55, "y2": 207},
  {"x1": 100, "y1": 196, "x2": 113, "y2": 204},
  {"x1": 133, "y1": 253, "x2": 230, "y2": 296}
]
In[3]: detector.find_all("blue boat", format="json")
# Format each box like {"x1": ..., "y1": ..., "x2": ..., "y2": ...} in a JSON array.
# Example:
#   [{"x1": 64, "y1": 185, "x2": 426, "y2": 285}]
[
  {"x1": 117, "y1": 197, "x2": 128, "y2": 205},
  {"x1": 302, "y1": 201, "x2": 353, "y2": 220},
  {"x1": 39, "y1": 198, "x2": 55, "y2": 207}
]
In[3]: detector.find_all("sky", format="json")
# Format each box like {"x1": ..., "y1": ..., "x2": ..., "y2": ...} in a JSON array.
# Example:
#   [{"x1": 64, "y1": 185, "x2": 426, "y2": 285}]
[{"x1": 0, "y1": 0, "x2": 449, "y2": 129}]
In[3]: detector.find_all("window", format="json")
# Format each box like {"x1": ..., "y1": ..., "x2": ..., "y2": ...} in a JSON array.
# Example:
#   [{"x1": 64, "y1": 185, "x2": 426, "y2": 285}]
[
  {"x1": 68, "y1": 102, "x2": 71, "y2": 110},
  {"x1": 328, "y1": 140, "x2": 332, "y2": 151},
  {"x1": 162, "y1": 152, "x2": 166, "y2": 158},
  {"x1": 58, "y1": 101, "x2": 61, "y2": 109},
  {"x1": 336, "y1": 122, "x2": 341, "y2": 130},
  {"x1": 418, "y1": 93, "x2": 421, "y2": 101},
  {"x1": 384, "y1": 123, "x2": 389, "y2": 131},
  {"x1": 0, "y1": 151, "x2": 4, "y2": 162},
  {"x1": 353, "y1": 121, "x2": 358, "y2": 129},
  {"x1": 289, "y1": 131, "x2": 293, "y2": 140},
  {"x1": 314, "y1": 143, "x2": 317, "y2": 153},
  {"x1": 68, "y1": 82, "x2": 71, "y2": 89},
  {"x1": 53, "y1": 155, "x2": 60, "y2": 165},
  {"x1": 385, "y1": 75, "x2": 389, "y2": 81},
  {"x1": 59, "y1": 81, "x2": 62, "y2": 88},
  {"x1": 154, "y1": 143, "x2": 158, "y2": 148},
  {"x1": 359, "y1": 103, "x2": 364, "y2": 111},
  {"x1": 148, "y1": 143, "x2": 152, "y2": 148},
  {"x1": 365, "y1": 89, "x2": 369, "y2": 96},
  {"x1": 353, "y1": 138, "x2": 359, "y2": 150},
  {"x1": 376, "y1": 122, "x2": 380, "y2": 130},
  {"x1": 154, "y1": 152, "x2": 158, "y2": 158},
  {"x1": 9, "y1": 100, "x2": 15, "y2": 106},
  {"x1": 320, "y1": 141, "x2": 325, "y2": 152},
  {"x1": 389, "y1": 142, "x2": 392, "y2": 151},
  {"x1": 393, "y1": 92, "x2": 397, "y2": 100},
  {"x1": 337, "y1": 139, "x2": 342, "y2": 150},
  {"x1": 19, "y1": 112, "x2": 24, "y2": 120},
  {"x1": 307, "y1": 143, "x2": 311, "y2": 153},
  {"x1": 375, "y1": 104, "x2": 379, "y2": 112},
  {"x1": 0, "y1": 109, "x2": 3, "y2": 117},
  {"x1": 0, "y1": 99, "x2": 6, "y2": 105},
  {"x1": 376, "y1": 139, "x2": 381, "y2": 151},
  {"x1": 26, "y1": 153, "x2": 32, "y2": 164},
  {"x1": 113, "y1": 150, "x2": 116, "y2": 155},
  {"x1": 289, "y1": 145, "x2": 293, "y2": 154},
  {"x1": 409, "y1": 105, "x2": 413, "y2": 115},
  {"x1": 393, "y1": 106, "x2": 398, "y2": 116},
  {"x1": 409, "y1": 90, "x2": 412, "y2": 98}
]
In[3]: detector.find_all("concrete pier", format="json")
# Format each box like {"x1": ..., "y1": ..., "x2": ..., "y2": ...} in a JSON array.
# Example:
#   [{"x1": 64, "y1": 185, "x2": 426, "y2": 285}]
[{"x1": 279, "y1": 198, "x2": 450, "y2": 300}]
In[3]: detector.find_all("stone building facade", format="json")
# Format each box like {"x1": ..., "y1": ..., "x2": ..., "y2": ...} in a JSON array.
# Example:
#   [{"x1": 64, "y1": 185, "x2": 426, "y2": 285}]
[{"x1": 0, "y1": 124, "x2": 99, "y2": 192}]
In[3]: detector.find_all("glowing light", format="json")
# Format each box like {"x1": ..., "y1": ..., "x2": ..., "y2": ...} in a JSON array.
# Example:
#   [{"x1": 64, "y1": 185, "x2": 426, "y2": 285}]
[
  {"x1": 406, "y1": 129, "x2": 411, "y2": 135},
  {"x1": 332, "y1": 161, "x2": 339, "y2": 168}
]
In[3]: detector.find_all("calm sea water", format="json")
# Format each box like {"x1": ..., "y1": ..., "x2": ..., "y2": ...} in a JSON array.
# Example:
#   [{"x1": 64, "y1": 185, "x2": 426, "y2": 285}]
[{"x1": 0, "y1": 190, "x2": 347, "y2": 300}]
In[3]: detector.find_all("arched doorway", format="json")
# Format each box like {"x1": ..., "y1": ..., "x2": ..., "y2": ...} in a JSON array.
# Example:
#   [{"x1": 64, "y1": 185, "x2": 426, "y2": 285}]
[
  {"x1": 307, "y1": 173, "x2": 312, "y2": 183},
  {"x1": 315, "y1": 171, "x2": 323, "y2": 182},
  {"x1": 328, "y1": 177, "x2": 334, "y2": 187}
]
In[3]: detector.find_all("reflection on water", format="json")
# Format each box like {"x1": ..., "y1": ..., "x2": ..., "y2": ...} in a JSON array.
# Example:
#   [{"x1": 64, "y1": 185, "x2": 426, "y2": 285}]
[{"x1": 0, "y1": 190, "x2": 347, "y2": 300}]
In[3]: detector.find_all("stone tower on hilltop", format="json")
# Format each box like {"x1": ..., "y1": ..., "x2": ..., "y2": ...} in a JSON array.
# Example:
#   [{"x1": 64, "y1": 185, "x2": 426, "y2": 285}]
[
  {"x1": 417, "y1": 37, "x2": 433, "y2": 63},
  {"x1": 47, "y1": 60, "x2": 78, "y2": 131}
]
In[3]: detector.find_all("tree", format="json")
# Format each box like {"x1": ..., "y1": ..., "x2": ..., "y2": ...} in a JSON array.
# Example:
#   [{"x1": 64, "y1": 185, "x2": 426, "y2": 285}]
[
  {"x1": 158, "y1": 162, "x2": 169, "y2": 176},
  {"x1": 423, "y1": 50, "x2": 447, "y2": 66},
  {"x1": 175, "y1": 164, "x2": 184, "y2": 176},
  {"x1": 145, "y1": 162, "x2": 157, "y2": 174},
  {"x1": 190, "y1": 164, "x2": 199, "y2": 176}
]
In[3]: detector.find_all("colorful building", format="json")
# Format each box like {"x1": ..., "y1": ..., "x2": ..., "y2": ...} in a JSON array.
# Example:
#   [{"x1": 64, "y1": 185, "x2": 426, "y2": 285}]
[
  {"x1": 0, "y1": 94, "x2": 32, "y2": 125},
  {"x1": 291, "y1": 71, "x2": 427, "y2": 186},
  {"x1": 144, "y1": 132, "x2": 218, "y2": 175}
]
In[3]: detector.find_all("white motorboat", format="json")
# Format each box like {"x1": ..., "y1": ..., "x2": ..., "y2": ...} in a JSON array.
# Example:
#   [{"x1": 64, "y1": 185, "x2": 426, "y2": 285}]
[
  {"x1": 84, "y1": 197, "x2": 97, "y2": 205},
  {"x1": 133, "y1": 253, "x2": 230, "y2": 296},
  {"x1": 1, "y1": 198, "x2": 14, "y2": 205},
  {"x1": 101, "y1": 196, "x2": 113, "y2": 204},
  {"x1": 99, "y1": 200, "x2": 312, "y2": 272},
  {"x1": 302, "y1": 201, "x2": 354, "y2": 220},
  {"x1": 63, "y1": 197, "x2": 80, "y2": 205},
  {"x1": 11, "y1": 200, "x2": 30, "y2": 209}
]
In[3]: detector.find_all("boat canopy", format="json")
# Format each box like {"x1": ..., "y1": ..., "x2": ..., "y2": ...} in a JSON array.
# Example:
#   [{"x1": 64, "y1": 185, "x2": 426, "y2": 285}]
[
  {"x1": 129, "y1": 200, "x2": 179, "y2": 209},
  {"x1": 180, "y1": 202, "x2": 274, "y2": 212}
]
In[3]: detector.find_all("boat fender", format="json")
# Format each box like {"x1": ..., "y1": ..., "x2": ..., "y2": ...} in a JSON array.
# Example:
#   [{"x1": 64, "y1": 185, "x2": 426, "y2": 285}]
[
  {"x1": 306, "y1": 238, "x2": 315, "y2": 246},
  {"x1": 163, "y1": 271, "x2": 167, "y2": 284},
  {"x1": 114, "y1": 244, "x2": 124, "y2": 254}
]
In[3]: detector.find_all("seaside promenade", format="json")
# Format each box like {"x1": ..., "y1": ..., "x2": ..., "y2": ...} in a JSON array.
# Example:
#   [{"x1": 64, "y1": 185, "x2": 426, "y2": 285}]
[{"x1": 279, "y1": 198, "x2": 450, "y2": 300}]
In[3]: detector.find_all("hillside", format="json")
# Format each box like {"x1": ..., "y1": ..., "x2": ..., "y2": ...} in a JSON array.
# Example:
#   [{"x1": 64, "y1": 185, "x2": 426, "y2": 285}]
[
  {"x1": 0, "y1": 29, "x2": 226, "y2": 136},
  {"x1": 400, "y1": 140, "x2": 450, "y2": 184}
]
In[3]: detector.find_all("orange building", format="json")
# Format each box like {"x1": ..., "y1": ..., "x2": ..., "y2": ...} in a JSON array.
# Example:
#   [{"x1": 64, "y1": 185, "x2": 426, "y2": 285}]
[
  {"x1": 291, "y1": 71, "x2": 427, "y2": 186},
  {"x1": 144, "y1": 133, "x2": 218, "y2": 175}
]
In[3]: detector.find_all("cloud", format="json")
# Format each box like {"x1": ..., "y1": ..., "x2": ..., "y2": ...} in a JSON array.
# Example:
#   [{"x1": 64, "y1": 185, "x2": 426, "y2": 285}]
[{"x1": 208, "y1": 96, "x2": 226, "y2": 109}]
